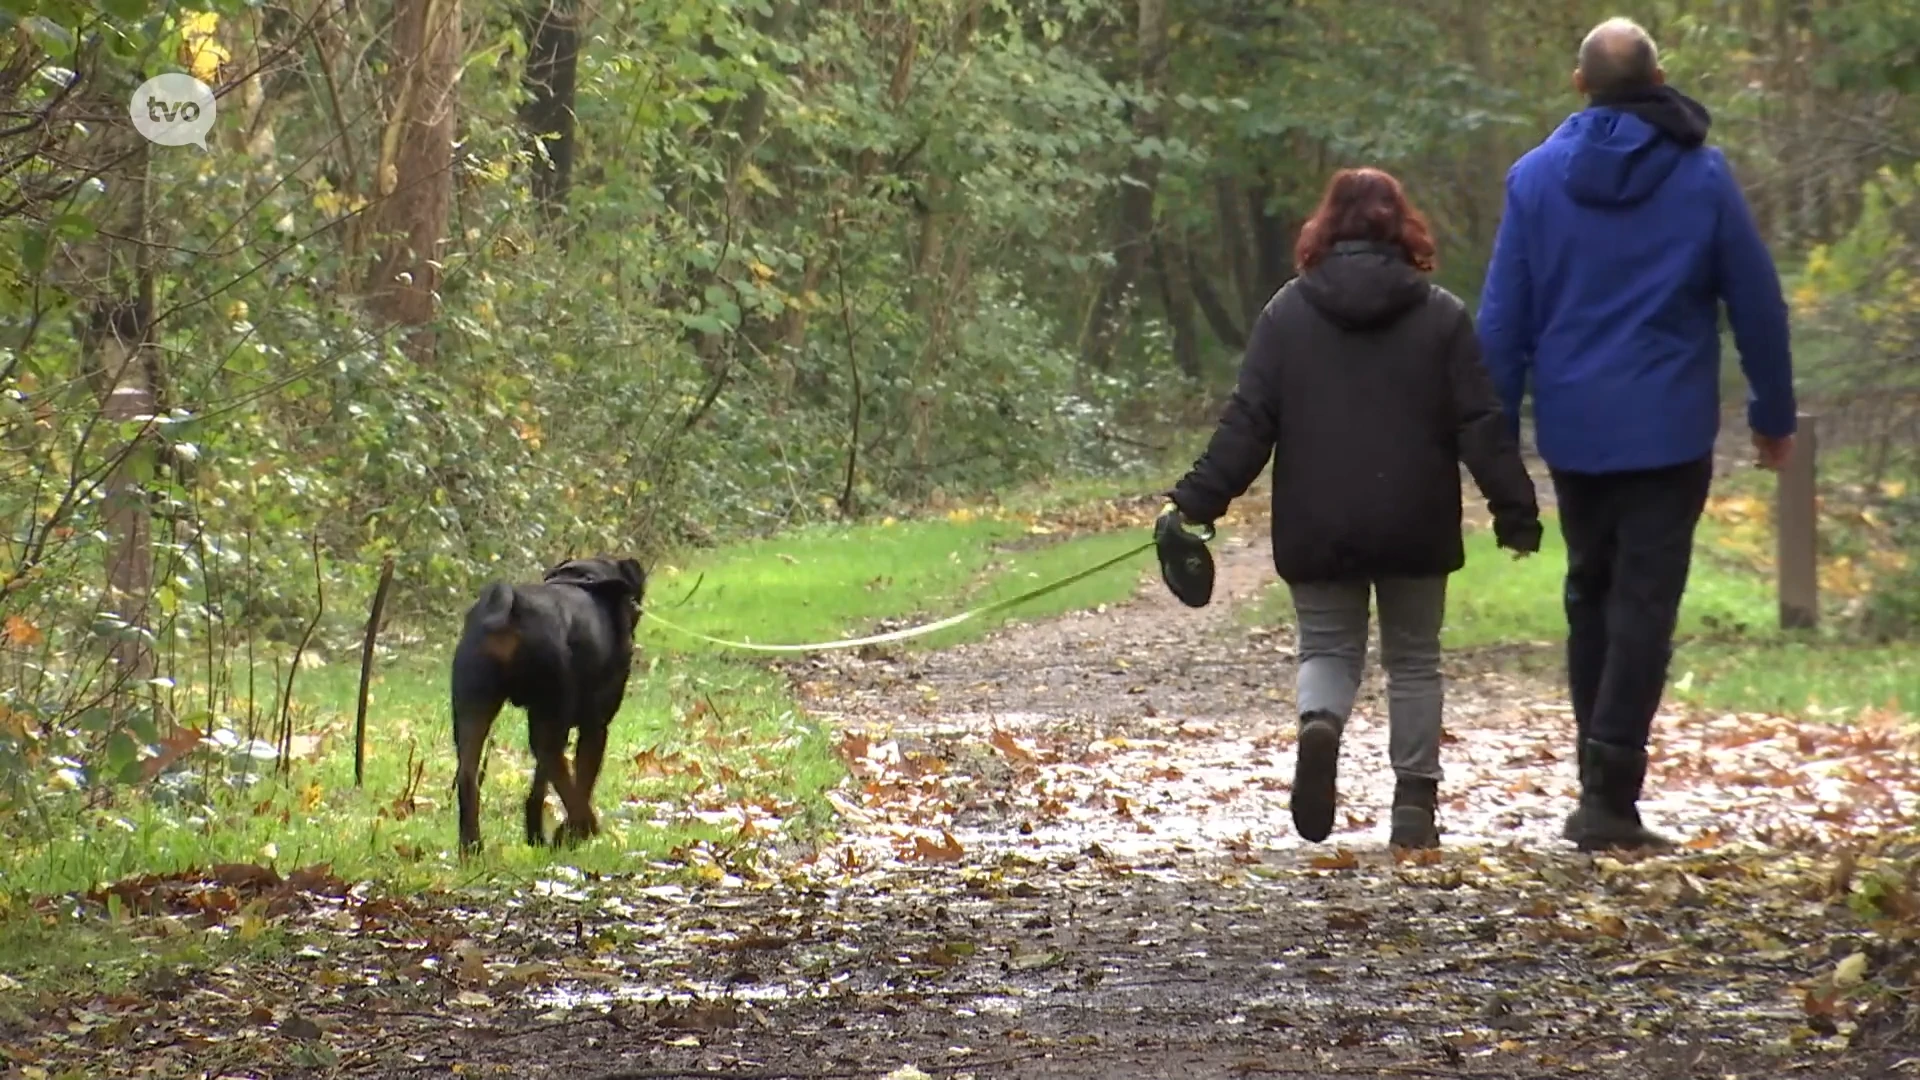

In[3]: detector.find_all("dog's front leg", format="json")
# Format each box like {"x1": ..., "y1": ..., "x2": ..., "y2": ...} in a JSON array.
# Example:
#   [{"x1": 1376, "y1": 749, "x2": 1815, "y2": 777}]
[
  {"x1": 546, "y1": 750, "x2": 599, "y2": 848},
  {"x1": 567, "y1": 723, "x2": 609, "y2": 841}
]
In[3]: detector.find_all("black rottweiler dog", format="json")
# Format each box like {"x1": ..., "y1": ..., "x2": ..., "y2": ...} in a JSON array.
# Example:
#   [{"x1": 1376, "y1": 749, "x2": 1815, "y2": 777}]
[{"x1": 450, "y1": 556, "x2": 647, "y2": 855}]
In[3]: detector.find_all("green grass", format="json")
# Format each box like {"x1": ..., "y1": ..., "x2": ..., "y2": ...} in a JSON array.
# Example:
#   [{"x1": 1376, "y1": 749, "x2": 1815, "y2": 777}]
[
  {"x1": 641, "y1": 513, "x2": 1153, "y2": 653},
  {"x1": 1243, "y1": 515, "x2": 1918, "y2": 720}
]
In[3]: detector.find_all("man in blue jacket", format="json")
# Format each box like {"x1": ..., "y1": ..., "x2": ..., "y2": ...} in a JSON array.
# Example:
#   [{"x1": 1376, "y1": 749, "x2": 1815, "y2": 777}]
[{"x1": 1476, "y1": 17, "x2": 1797, "y2": 852}]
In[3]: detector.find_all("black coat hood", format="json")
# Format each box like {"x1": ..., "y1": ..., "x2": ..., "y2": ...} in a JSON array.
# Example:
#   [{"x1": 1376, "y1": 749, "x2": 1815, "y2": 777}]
[
  {"x1": 1588, "y1": 84, "x2": 1711, "y2": 148},
  {"x1": 1293, "y1": 241, "x2": 1433, "y2": 331}
]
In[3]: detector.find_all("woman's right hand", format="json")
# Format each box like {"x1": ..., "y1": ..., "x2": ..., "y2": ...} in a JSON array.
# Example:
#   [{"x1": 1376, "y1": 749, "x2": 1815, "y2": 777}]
[{"x1": 1495, "y1": 516, "x2": 1543, "y2": 558}]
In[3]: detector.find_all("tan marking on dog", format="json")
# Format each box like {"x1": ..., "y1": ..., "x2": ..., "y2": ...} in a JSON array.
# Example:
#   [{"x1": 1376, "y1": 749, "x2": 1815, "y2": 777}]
[{"x1": 480, "y1": 630, "x2": 520, "y2": 664}]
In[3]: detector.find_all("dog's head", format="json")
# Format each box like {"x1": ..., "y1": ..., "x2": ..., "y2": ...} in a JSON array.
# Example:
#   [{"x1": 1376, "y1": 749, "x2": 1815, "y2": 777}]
[{"x1": 542, "y1": 556, "x2": 648, "y2": 626}]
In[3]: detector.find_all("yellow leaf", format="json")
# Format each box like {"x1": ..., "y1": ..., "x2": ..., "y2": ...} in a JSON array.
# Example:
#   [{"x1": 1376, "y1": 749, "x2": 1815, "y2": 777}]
[
  {"x1": 178, "y1": 11, "x2": 231, "y2": 84},
  {"x1": 1819, "y1": 556, "x2": 1865, "y2": 599},
  {"x1": 1834, "y1": 951, "x2": 1869, "y2": 988}
]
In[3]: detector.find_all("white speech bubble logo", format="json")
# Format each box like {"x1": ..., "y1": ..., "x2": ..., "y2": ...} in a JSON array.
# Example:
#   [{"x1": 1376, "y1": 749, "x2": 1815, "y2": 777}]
[{"x1": 129, "y1": 72, "x2": 216, "y2": 151}]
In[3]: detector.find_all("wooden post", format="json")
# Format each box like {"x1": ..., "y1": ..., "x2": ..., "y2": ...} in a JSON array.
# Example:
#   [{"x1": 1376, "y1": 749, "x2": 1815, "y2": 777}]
[{"x1": 1777, "y1": 412, "x2": 1818, "y2": 630}]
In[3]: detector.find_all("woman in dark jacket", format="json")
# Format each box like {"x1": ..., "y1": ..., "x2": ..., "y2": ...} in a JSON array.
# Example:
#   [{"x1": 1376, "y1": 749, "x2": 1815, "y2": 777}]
[{"x1": 1166, "y1": 167, "x2": 1542, "y2": 849}]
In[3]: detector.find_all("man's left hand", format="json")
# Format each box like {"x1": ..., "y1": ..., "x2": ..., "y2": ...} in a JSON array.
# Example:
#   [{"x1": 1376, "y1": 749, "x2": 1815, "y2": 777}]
[{"x1": 1753, "y1": 432, "x2": 1794, "y2": 471}]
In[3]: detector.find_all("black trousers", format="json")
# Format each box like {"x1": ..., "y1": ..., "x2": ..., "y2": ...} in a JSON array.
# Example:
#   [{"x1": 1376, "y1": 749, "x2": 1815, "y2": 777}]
[{"x1": 1548, "y1": 456, "x2": 1713, "y2": 752}]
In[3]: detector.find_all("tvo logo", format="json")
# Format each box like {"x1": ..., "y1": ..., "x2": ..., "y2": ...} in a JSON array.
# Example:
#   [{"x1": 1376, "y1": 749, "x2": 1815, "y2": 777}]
[
  {"x1": 129, "y1": 73, "x2": 217, "y2": 151},
  {"x1": 145, "y1": 96, "x2": 204, "y2": 125}
]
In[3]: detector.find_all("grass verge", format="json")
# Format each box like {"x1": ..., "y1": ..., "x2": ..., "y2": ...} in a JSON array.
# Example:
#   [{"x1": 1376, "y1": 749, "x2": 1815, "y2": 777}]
[{"x1": 1242, "y1": 513, "x2": 1917, "y2": 720}]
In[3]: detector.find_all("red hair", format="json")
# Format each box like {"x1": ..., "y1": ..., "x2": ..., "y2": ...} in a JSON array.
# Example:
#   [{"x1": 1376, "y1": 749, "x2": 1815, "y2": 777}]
[{"x1": 1293, "y1": 167, "x2": 1438, "y2": 273}]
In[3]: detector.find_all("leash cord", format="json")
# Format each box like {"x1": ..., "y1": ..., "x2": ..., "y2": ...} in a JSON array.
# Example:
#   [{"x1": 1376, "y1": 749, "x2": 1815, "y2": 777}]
[{"x1": 640, "y1": 537, "x2": 1156, "y2": 654}]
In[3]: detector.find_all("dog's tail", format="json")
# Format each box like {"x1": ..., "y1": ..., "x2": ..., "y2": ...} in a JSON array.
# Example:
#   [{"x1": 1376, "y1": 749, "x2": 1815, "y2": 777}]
[
  {"x1": 470, "y1": 582, "x2": 521, "y2": 663},
  {"x1": 473, "y1": 582, "x2": 515, "y2": 632}
]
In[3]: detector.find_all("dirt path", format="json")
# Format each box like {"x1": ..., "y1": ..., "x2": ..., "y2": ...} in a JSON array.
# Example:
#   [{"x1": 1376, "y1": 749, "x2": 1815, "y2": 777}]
[{"x1": 15, "y1": 457, "x2": 1920, "y2": 1080}]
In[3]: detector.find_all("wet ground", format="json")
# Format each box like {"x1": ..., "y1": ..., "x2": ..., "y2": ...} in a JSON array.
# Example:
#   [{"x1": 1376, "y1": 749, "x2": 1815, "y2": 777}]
[{"x1": 12, "y1": 464, "x2": 1920, "y2": 1080}]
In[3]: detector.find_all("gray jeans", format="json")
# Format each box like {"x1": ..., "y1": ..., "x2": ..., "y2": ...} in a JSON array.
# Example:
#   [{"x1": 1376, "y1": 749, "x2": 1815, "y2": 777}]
[{"x1": 1289, "y1": 576, "x2": 1448, "y2": 781}]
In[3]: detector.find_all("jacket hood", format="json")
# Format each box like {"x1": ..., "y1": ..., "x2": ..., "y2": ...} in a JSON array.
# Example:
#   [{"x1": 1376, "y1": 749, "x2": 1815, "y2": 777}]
[
  {"x1": 1294, "y1": 241, "x2": 1431, "y2": 331},
  {"x1": 1560, "y1": 85, "x2": 1712, "y2": 208}
]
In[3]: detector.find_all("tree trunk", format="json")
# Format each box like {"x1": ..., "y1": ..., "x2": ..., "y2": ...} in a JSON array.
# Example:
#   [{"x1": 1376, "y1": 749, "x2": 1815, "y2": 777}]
[
  {"x1": 94, "y1": 308, "x2": 155, "y2": 689},
  {"x1": 1151, "y1": 231, "x2": 1201, "y2": 379},
  {"x1": 1187, "y1": 252, "x2": 1246, "y2": 350},
  {"x1": 1458, "y1": 0, "x2": 1501, "y2": 253},
  {"x1": 724, "y1": 0, "x2": 801, "y2": 218},
  {"x1": 519, "y1": 0, "x2": 578, "y2": 220},
  {"x1": 777, "y1": 6, "x2": 912, "y2": 387},
  {"x1": 1080, "y1": 0, "x2": 1170, "y2": 371},
  {"x1": 70, "y1": 132, "x2": 160, "y2": 696},
  {"x1": 1246, "y1": 175, "x2": 1292, "y2": 303},
  {"x1": 910, "y1": 1, "x2": 979, "y2": 325},
  {"x1": 1214, "y1": 175, "x2": 1262, "y2": 331},
  {"x1": 366, "y1": 0, "x2": 463, "y2": 361}
]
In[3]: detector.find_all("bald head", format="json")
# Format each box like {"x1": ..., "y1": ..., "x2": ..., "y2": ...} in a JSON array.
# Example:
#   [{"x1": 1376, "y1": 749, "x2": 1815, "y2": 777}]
[{"x1": 1575, "y1": 17, "x2": 1663, "y2": 98}]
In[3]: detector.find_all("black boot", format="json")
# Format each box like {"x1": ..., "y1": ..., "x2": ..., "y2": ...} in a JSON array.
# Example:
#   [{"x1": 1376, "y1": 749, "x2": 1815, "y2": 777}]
[
  {"x1": 1560, "y1": 735, "x2": 1589, "y2": 842},
  {"x1": 1388, "y1": 775, "x2": 1440, "y2": 849},
  {"x1": 1291, "y1": 711, "x2": 1342, "y2": 843},
  {"x1": 1570, "y1": 739, "x2": 1672, "y2": 852}
]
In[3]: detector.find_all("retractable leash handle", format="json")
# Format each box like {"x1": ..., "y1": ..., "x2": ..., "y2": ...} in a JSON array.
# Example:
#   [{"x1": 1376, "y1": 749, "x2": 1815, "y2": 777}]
[{"x1": 1154, "y1": 502, "x2": 1217, "y2": 609}]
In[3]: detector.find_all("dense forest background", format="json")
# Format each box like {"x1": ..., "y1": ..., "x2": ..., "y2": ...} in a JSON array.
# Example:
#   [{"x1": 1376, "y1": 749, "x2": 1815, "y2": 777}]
[{"x1": 0, "y1": 0, "x2": 1915, "y2": 810}]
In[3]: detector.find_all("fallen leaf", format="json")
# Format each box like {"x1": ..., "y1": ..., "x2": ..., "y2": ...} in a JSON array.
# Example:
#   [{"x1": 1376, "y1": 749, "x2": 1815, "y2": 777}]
[
  {"x1": 910, "y1": 832, "x2": 966, "y2": 863},
  {"x1": 1309, "y1": 849, "x2": 1359, "y2": 871},
  {"x1": 1834, "y1": 951, "x2": 1869, "y2": 988},
  {"x1": 990, "y1": 728, "x2": 1039, "y2": 764}
]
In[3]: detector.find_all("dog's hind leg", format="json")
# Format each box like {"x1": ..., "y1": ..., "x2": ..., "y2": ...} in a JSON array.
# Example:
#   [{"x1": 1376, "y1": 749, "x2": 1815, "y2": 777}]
[
  {"x1": 454, "y1": 695, "x2": 503, "y2": 856},
  {"x1": 523, "y1": 756, "x2": 552, "y2": 847}
]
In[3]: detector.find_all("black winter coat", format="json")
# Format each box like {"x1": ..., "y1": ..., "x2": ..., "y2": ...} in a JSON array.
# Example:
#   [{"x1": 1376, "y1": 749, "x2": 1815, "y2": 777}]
[{"x1": 1169, "y1": 241, "x2": 1542, "y2": 585}]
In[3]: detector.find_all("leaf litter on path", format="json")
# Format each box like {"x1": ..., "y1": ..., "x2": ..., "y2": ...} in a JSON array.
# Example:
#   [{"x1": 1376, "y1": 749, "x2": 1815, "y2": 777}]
[{"x1": 11, "y1": 478, "x2": 1920, "y2": 1078}]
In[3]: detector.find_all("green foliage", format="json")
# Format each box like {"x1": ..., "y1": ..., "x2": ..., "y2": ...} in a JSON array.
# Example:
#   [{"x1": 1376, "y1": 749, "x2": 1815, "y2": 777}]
[{"x1": 1813, "y1": 0, "x2": 1920, "y2": 94}]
